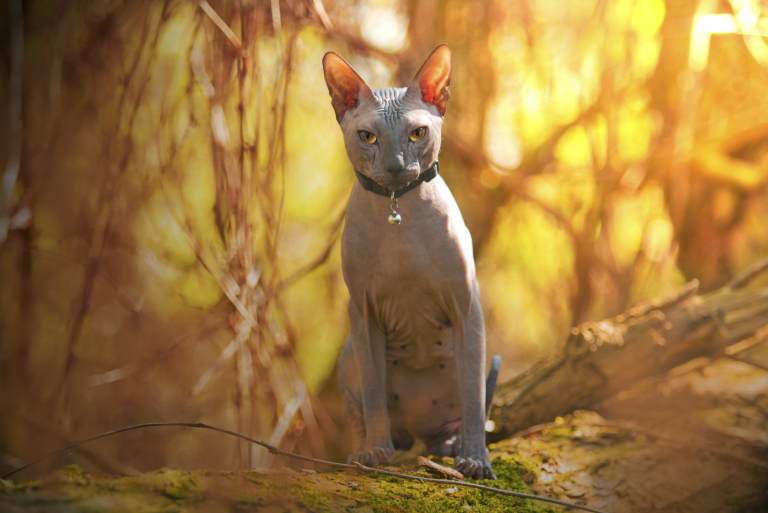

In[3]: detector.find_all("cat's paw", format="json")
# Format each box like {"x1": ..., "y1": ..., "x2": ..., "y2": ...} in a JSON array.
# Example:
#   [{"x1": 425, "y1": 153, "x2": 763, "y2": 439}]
[
  {"x1": 348, "y1": 446, "x2": 394, "y2": 468},
  {"x1": 454, "y1": 453, "x2": 496, "y2": 480}
]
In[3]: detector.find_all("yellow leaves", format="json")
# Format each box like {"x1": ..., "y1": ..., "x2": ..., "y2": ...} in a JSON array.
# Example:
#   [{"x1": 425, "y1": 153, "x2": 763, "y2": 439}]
[
  {"x1": 480, "y1": 169, "x2": 502, "y2": 189},
  {"x1": 631, "y1": 0, "x2": 666, "y2": 36},
  {"x1": 479, "y1": 197, "x2": 574, "y2": 351},
  {"x1": 554, "y1": 125, "x2": 592, "y2": 169},
  {"x1": 692, "y1": 148, "x2": 768, "y2": 191},
  {"x1": 180, "y1": 268, "x2": 222, "y2": 309},
  {"x1": 609, "y1": 184, "x2": 670, "y2": 268},
  {"x1": 643, "y1": 218, "x2": 674, "y2": 263},
  {"x1": 617, "y1": 105, "x2": 653, "y2": 164},
  {"x1": 484, "y1": 107, "x2": 522, "y2": 169},
  {"x1": 488, "y1": 24, "x2": 527, "y2": 72},
  {"x1": 633, "y1": 37, "x2": 663, "y2": 79},
  {"x1": 182, "y1": 152, "x2": 217, "y2": 216}
]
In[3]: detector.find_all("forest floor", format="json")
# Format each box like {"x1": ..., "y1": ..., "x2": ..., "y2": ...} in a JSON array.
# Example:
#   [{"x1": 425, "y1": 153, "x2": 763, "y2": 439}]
[{"x1": 2, "y1": 357, "x2": 767, "y2": 513}]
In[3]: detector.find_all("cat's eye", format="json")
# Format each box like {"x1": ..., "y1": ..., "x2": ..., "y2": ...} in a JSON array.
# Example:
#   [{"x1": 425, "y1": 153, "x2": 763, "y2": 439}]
[
  {"x1": 409, "y1": 127, "x2": 427, "y2": 142},
  {"x1": 358, "y1": 131, "x2": 377, "y2": 145}
]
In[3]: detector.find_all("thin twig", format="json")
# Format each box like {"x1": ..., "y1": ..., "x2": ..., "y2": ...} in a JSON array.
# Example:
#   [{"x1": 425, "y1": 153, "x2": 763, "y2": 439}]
[
  {"x1": 312, "y1": 0, "x2": 333, "y2": 30},
  {"x1": 22, "y1": 415, "x2": 141, "y2": 476},
  {"x1": 737, "y1": 394, "x2": 768, "y2": 419},
  {"x1": 616, "y1": 279, "x2": 699, "y2": 320},
  {"x1": 190, "y1": 340, "x2": 237, "y2": 395},
  {"x1": 57, "y1": 2, "x2": 167, "y2": 394},
  {"x1": 726, "y1": 353, "x2": 768, "y2": 373},
  {"x1": 261, "y1": 382, "x2": 307, "y2": 469},
  {"x1": 726, "y1": 257, "x2": 768, "y2": 289},
  {"x1": 3, "y1": 422, "x2": 608, "y2": 513},
  {"x1": 198, "y1": 0, "x2": 243, "y2": 52},
  {"x1": 276, "y1": 204, "x2": 347, "y2": 292},
  {"x1": 348, "y1": 461, "x2": 608, "y2": 512},
  {"x1": 182, "y1": 229, "x2": 260, "y2": 330}
]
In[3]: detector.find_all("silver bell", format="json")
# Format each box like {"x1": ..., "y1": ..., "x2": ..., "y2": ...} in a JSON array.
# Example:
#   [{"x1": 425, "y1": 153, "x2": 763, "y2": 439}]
[{"x1": 388, "y1": 190, "x2": 401, "y2": 226}]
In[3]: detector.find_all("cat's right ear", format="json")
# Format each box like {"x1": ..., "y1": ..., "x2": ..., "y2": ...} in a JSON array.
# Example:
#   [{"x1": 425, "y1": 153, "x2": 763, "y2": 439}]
[{"x1": 323, "y1": 53, "x2": 373, "y2": 123}]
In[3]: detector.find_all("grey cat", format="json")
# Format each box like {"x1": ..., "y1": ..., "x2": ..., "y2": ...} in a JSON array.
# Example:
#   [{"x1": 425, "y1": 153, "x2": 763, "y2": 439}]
[{"x1": 323, "y1": 44, "x2": 498, "y2": 479}]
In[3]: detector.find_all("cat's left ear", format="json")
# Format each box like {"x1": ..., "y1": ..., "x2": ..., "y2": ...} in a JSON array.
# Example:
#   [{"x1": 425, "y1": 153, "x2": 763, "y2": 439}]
[{"x1": 408, "y1": 44, "x2": 452, "y2": 116}]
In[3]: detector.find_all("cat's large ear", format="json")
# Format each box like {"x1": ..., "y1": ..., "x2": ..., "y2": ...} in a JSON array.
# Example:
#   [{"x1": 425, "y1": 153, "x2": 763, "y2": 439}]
[
  {"x1": 408, "y1": 44, "x2": 452, "y2": 116},
  {"x1": 323, "y1": 52, "x2": 373, "y2": 123}
]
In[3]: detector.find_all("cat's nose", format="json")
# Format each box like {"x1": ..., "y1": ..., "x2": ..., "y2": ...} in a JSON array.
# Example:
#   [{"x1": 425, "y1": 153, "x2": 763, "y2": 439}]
[
  {"x1": 389, "y1": 167, "x2": 404, "y2": 180},
  {"x1": 385, "y1": 154, "x2": 406, "y2": 179}
]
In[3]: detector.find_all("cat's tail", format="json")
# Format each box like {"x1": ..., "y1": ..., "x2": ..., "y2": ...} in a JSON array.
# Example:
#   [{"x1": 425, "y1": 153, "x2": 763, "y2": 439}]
[{"x1": 485, "y1": 355, "x2": 501, "y2": 420}]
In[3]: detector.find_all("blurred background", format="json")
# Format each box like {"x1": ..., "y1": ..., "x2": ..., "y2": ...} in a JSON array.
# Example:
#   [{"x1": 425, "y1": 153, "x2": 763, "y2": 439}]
[{"x1": 1, "y1": 0, "x2": 767, "y2": 478}]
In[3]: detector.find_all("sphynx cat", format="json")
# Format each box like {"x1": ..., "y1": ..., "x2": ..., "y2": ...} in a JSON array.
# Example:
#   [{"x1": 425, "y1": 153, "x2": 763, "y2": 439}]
[{"x1": 324, "y1": 44, "x2": 499, "y2": 479}]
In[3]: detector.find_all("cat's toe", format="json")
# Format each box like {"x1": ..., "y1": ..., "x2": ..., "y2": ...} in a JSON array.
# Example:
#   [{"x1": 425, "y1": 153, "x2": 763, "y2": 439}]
[
  {"x1": 455, "y1": 455, "x2": 495, "y2": 480},
  {"x1": 348, "y1": 446, "x2": 393, "y2": 468}
]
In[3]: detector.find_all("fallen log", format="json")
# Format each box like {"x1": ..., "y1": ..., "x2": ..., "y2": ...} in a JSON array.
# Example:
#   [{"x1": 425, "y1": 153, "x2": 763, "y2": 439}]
[{"x1": 487, "y1": 258, "x2": 768, "y2": 443}]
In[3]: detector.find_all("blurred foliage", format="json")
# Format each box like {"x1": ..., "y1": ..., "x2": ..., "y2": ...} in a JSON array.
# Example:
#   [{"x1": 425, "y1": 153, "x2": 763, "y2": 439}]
[{"x1": 0, "y1": 0, "x2": 767, "y2": 478}]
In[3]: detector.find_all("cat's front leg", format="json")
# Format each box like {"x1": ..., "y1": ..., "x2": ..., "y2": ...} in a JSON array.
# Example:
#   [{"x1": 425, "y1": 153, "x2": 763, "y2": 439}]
[
  {"x1": 347, "y1": 299, "x2": 395, "y2": 467},
  {"x1": 451, "y1": 292, "x2": 496, "y2": 480}
]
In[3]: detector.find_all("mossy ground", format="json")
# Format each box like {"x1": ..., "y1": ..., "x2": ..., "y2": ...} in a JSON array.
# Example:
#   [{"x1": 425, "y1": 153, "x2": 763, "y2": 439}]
[
  {"x1": 0, "y1": 456, "x2": 557, "y2": 513},
  {"x1": 4, "y1": 367, "x2": 768, "y2": 513}
]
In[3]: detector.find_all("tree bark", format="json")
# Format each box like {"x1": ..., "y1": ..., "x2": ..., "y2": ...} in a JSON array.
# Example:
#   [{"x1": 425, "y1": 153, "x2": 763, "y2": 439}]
[{"x1": 488, "y1": 259, "x2": 768, "y2": 443}]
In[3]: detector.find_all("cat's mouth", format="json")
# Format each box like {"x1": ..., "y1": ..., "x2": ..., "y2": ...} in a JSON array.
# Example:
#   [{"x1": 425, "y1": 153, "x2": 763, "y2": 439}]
[{"x1": 382, "y1": 179, "x2": 413, "y2": 191}]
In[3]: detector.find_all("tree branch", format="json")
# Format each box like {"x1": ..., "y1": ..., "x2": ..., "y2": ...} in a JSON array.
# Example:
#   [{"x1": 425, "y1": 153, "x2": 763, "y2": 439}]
[{"x1": 489, "y1": 260, "x2": 768, "y2": 442}]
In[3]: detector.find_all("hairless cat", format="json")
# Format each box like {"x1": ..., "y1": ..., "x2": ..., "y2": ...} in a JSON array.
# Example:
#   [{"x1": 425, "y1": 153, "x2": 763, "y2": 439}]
[{"x1": 323, "y1": 44, "x2": 500, "y2": 480}]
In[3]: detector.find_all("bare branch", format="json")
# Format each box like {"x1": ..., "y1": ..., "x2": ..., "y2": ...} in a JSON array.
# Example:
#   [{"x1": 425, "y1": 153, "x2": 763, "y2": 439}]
[
  {"x1": 276, "y1": 204, "x2": 346, "y2": 292},
  {"x1": 57, "y1": 0, "x2": 170, "y2": 398},
  {"x1": 726, "y1": 257, "x2": 768, "y2": 289},
  {"x1": 311, "y1": 0, "x2": 333, "y2": 31},
  {"x1": 726, "y1": 353, "x2": 768, "y2": 373},
  {"x1": 182, "y1": 228, "x2": 260, "y2": 330},
  {"x1": 190, "y1": 340, "x2": 237, "y2": 396},
  {"x1": 198, "y1": 0, "x2": 243, "y2": 52}
]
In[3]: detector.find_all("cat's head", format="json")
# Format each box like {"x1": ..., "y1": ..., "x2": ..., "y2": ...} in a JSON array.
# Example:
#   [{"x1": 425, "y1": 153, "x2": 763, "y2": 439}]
[{"x1": 322, "y1": 45, "x2": 452, "y2": 191}]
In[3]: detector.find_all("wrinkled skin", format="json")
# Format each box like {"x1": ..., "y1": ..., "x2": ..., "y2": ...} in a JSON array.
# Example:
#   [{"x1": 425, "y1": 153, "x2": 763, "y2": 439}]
[{"x1": 324, "y1": 45, "x2": 495, "y2": 479}]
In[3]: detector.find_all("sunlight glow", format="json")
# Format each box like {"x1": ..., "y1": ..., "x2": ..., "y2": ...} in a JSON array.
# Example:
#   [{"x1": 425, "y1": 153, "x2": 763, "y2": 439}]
[
  {"x1": 360, "y1": 7, "x2": 409, "y2": 52},
  {"x1": 692, "y1": 3, "x2": 768, "y2": 68},
  {"x1": 694, "y1": 14, "x2": 738, "y2": 34},
  {"x1": 484, "y1": 113, "x2": 523, "y2": 170}
]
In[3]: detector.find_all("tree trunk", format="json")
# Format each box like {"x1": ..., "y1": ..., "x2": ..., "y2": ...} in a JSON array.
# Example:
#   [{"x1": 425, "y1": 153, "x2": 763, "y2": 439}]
[{"x1": 488, "y1": 259, "x2": 768, "y2": 443}]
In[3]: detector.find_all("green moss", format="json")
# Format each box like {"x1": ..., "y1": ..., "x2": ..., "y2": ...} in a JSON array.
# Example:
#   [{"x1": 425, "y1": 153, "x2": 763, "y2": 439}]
[
  {"x1": 316, "y1": 459, "x2": 557, "y2": 513},
  {"x1": 1, "y1": 458, "x2": 562, "y2": 513},
  {"x1": 290, "y1": 484, "x2": 332, "y2": 511}
]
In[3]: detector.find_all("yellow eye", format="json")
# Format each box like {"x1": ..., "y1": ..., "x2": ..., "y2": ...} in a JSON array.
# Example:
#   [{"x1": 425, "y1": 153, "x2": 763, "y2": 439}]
[
  {"x1": 409, "y1": 127, "x2": 427, "y2": 142},
  {"x1": 359, "y1": 131, "x2": 377, "y2": 145}
]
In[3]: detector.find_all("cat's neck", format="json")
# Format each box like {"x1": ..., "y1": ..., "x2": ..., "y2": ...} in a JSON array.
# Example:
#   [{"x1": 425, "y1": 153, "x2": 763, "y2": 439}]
[{"x1": 354, "y1": 162, "x2": 439, "y2": 199}]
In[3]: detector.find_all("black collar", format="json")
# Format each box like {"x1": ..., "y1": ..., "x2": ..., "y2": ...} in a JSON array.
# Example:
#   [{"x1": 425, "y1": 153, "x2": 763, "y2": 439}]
[{"x1": 354, "y1": 162, "x2": 439, "y2": 199}]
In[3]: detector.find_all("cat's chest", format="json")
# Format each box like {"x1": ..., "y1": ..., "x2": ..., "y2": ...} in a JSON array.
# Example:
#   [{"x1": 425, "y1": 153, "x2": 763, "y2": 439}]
[
  {"x1": 342, "y1": 187, "x2": 462, "y2": 280},
  {"x1": 341, "y1": 177, "x2": 476, "y2": 328}
]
